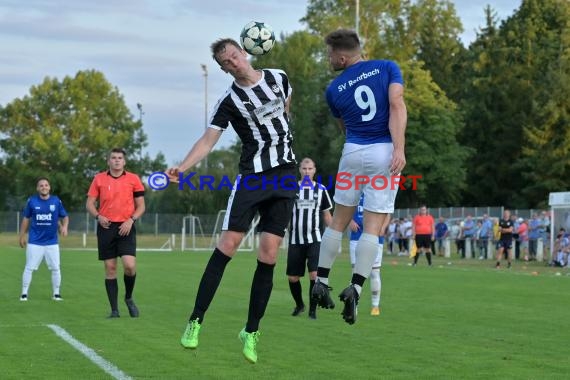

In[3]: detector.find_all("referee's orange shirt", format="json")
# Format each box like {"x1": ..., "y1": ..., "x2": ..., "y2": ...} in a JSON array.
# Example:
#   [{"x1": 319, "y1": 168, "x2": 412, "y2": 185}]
[
  {"x1": 413, "y1": 214, "x2": 434, "y2": 235},
  {"x1": 87, "y1": 171, "x2": 145, "y2": 222}
]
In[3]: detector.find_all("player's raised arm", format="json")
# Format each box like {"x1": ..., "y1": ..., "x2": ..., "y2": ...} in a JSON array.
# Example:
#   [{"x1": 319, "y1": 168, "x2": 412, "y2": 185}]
[{"x1": 166, "y1": 127, "x2": 222, "y2": 181}]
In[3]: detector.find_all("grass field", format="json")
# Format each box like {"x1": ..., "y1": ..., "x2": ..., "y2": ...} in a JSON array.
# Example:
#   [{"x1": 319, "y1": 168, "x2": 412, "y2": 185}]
[{"x1": 1, "y1": 234, "x2": 569, "y2": 379}]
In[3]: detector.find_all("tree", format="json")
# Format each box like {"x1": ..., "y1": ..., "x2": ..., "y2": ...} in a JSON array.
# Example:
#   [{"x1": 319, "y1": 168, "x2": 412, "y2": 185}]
[
  {"x1": 0, "y1": 70, "x2": 165, "y2": 210},
  {"x1": 145, "y1": 144, "x2": 241, "y2": 215},
  {"x1": 517, "y1": 0, "x2": 570, "y2": 207},
  {"x1": 413, "y1": 0, "x2": 467, "y2": 100},
  {"x1": 460, "y1": 0, "x2": 570, "y2": 207}
]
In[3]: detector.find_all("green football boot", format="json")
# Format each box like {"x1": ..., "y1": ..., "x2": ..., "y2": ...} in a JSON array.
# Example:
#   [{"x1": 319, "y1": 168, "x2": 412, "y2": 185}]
[
  {"x1": 238, "y1": 328, "x2": 260, "y2": 364},
  {"x1": 180, "y1": 319, "x2": 201, "y2": 349}
]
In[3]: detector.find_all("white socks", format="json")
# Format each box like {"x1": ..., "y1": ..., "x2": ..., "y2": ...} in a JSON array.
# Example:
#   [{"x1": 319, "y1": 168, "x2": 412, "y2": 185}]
[
  {"x1": 22, "y1": 268, "x2": 33, "y2": 295},
  {"x1": 317, "y1": 228, "x2": 344, "y2": 285},
  {"x1": 354, "y1": 233, "x2": 379, "y2": 279}
]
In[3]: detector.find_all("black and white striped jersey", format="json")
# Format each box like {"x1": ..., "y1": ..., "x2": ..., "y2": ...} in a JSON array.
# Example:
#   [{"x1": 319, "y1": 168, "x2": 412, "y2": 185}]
[
  {"x1": 209, "y1": 68, "x2": 296, "y2": 174},
  {"x1": 289, "y1": 181, "x2": 333, "y2": 245}
]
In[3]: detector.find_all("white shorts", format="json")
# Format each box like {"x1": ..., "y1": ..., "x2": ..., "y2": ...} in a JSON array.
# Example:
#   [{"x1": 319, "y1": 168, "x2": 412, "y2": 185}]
[
  {"x1": 349, "y1": 240, "x2": 383, "y2": 268},
  {"x1": 25, "y1": 244, "x2": 60, "y2": 271},
  {"x1": 334, "y1": 143, "x2": 397, "y2": 213}
]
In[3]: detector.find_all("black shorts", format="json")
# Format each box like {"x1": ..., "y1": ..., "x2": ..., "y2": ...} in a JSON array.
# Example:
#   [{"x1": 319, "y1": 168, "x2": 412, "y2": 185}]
[
  {"x1": 97, "y1": 222, "x2": 137, "y2": 260},
  {"x1": 415, "y1": 234, "x2": 432, "y2": 249},
  {"x1": 286, "y1": 242, "x2": 320, "y2": 276},
  {"x1": 224, "y1": 164, "x2": 296, "y2": 237},
  {"x1": 497, "y1": 239, "x2": 512, "y2": 249}
]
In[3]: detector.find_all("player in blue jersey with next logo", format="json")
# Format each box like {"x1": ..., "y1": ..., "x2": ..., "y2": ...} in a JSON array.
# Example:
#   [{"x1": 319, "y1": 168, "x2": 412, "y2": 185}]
[
  {"x1": 312, "y1": 29, "x2": 407, "y2": 325},
  {"x1": 19, "y1": 177, "x2": 69, "y2": 301}
]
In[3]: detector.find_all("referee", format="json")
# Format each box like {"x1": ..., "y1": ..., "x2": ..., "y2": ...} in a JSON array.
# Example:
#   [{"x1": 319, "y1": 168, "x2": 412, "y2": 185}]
[
  {"x1": 86, "y1": 148, "x2": 146, "y2": 318},
  {"x1": 287, "y1": 158, "x2": 332, "y2": 319}
]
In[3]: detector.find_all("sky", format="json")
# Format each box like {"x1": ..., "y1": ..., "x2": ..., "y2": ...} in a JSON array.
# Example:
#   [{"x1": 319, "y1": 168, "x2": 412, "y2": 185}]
[{"x1": 0, "y1": 0, "x2": 521, "y2": 166}]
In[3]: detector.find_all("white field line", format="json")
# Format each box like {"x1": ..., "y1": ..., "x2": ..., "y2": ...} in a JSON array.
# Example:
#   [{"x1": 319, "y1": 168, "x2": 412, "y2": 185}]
[{"x1": 46, "y1": 324, "x2": 133, "y2": 380}]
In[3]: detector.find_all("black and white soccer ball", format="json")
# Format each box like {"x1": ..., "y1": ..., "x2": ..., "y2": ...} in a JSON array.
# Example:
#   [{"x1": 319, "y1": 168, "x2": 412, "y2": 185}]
[{"x1": 240, "y1": 21, "x2": 276, "y2": 55}]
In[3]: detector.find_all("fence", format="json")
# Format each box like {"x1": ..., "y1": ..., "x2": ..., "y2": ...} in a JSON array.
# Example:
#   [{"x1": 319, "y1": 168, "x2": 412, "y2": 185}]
[
  {"x1": 392, "y1": 207, "x2": 545, "y2": 220},
  {"x1": 1, "y1": 208, "x2": 553, "y2": 235}
]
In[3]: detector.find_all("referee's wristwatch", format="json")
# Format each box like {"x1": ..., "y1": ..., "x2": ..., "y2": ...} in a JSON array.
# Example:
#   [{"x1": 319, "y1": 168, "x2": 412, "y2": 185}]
[{"x1": 131, "y1": 216, "x2": 137, "y2": 222}]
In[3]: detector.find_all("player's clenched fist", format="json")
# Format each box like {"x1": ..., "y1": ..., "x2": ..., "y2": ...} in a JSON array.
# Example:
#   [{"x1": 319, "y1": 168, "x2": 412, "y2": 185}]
[{"x1": 166, "y1": 167, "x2": 181, "y2": 183}]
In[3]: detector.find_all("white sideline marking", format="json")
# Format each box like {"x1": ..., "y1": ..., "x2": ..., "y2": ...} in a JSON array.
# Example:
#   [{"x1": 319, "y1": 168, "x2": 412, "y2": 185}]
[{"x1": 46, "y1": 324, "x2": 133, "y2": 380}]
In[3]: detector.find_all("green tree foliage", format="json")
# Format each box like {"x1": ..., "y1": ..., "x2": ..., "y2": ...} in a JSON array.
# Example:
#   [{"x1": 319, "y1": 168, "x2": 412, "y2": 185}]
[
  {"x1": 517, "y1": 0, "x2": 570, "y2": 207},
  {"x1": 145, "y1": 145, "x2": 240, "y2": 214},
  {"x1": 461, "y1": 0, "x2": 570, "y2": 208},
  {"x1": 399, "y1": 61, "x2": 471, "y2": 206},
  {"x1": 413, "y1": 0, "x2": 467, "y2": 100},
  {"x1": 0, "y1": 70, "x2": 165, "y2": 210},
  {"x1": 460, "y1": 6, "x2": 528, "y2": 206}
]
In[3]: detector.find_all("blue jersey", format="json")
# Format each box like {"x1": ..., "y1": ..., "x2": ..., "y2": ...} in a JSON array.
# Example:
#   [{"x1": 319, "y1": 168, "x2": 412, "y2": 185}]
[
  {"x1": 349, "y1": 195, "x2": 385, "y2": 244},
  {"x1": 22, "y1": 194, "x2": 68, "y2": 245},
  {"x1": 435, "y1": 222, "x2": 448, "y2": 239},
  {"x1": 326, "y1": 60, "x2": 404, "y2": 145}
]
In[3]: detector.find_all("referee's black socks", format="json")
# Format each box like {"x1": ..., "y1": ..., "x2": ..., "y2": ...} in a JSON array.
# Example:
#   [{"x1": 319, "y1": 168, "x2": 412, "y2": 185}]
[{"x1": 105, "y1": 278, "x2": 119, "y2": 312}]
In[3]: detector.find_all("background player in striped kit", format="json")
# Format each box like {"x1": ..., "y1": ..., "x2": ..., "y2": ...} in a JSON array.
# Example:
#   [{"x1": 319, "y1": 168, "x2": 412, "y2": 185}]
[
  {"x1": 19, "y1": 177, "x2": 69, "y2": 301},
  {"x1": 167, "y1": 38, "x2": 296, "y2": 364},
  {"x1": 348, "y1": 194, "x2": 385, "y2": 315},
  {"x1": 287, "y1": 158, "x2": 332, "y2": 319}
]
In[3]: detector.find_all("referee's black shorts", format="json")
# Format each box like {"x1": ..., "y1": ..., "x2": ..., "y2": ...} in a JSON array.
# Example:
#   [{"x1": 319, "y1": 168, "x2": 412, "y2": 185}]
[
  {"x1": 97, "y1": 222, "x2": 137, "y2": 260},
  {"x1": 415, "y1": 234, "x2": 432, "y2": 249},
  {"x1": 224, "y1": 164, "x2": 297, "y2": 237},
  {"x1": 286, "y1": 242, "x2": 320, "y2": 276}
]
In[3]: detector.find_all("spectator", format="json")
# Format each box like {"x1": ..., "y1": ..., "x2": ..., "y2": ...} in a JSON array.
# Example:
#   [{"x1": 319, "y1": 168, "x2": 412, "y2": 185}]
[
  {"x1": 401, "y1": 217, "x2": 413, "y2": 255},
  {"x1": 462, "y1": 215, "x2": 475, "y2": 258},
  {"x1": 457, "y1": 220, "x2": 466, "y2": 258},
  {"x1": 492, "y1": 217, "x2": 501, "y2": 250},
  {"x1": 517, "y1": 218, "x2": 529, "y2": 262},
  {"x1": 478, "y1": 214, "x2": 493, "y2": 259},
  {"x1": 448, "y1": 220, "x2": 462, "y2": 256},
  {"x1": 434, "y1": 217, "x2": 448, "y2": 257},
  {"x1": 552, "y1": 228, "x2": 569, "y2": 267},
  {"x1": 539, "y1": 211, "x2": 551, "y2": 257},
  {"x1": 511, "y1": 214, "x2": 521, "y2": 260},
  {"x1": 528, "y1": 213, "x2": 541, "y2": 261}
]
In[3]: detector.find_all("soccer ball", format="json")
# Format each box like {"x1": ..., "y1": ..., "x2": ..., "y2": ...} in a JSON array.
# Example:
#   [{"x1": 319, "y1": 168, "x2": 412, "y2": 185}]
[{"x1": 240, "y1": 21, "x2": 275, "y2": 55}]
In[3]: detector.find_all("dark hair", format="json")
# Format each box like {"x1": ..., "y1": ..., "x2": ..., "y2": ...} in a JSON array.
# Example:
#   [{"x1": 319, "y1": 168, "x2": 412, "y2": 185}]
[
  {"x1": 36, "y1": 176, "x2": 50, "y2": 185},
  {"x1": 211, "y1": 39, "x2": 242, "y2": 65},
  {"x1": 325, "y1": 29, "x2": 360, "y2": 51},
  {"x1": 299, "y1": 157, "x2": 316, "y2": 168},
  {"x1": 109, "y1": 148, "x2": 126, "y2": 158}
]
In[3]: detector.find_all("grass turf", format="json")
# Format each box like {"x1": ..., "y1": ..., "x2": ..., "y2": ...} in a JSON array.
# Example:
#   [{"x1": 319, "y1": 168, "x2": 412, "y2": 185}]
[{"x1": 1, "y1": 239, "x2": 569, "y2": 379}]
